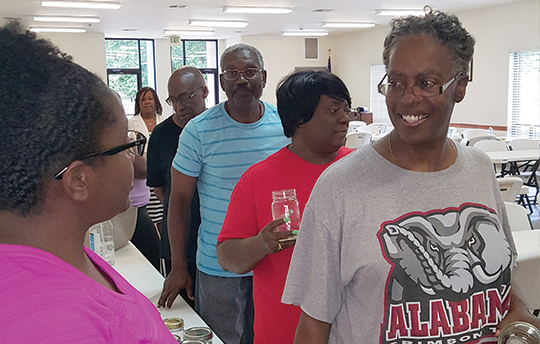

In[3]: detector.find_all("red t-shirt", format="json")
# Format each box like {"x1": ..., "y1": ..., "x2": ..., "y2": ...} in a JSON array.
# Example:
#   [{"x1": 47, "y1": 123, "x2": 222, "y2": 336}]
[{"x1": 218, "y1": 146, "x2": 353, "y2": 344}]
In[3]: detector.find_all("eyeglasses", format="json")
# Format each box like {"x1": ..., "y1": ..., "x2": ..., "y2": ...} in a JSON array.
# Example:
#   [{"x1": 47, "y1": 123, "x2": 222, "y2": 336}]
[
  {"x1": 166, "y1": 85, "x2": 204, "y2": 106},
  {"x1": 377, "y1": 73, "x2": 463, "y2": 98},
  {"x1": 53, "y1": 130, "x2": 146, "y2": 180},
  {"x1": 222, "y1": 68, "x2": 262, "y2": 81}
]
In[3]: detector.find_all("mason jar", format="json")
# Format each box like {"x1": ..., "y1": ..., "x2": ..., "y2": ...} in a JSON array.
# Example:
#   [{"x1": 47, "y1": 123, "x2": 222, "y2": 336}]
[
  {"x1": 498, "y1": 321, "x2": 540, "y2": 344},
  {"x1": 183, "y1": 326, "x2": 213, "y2": 343},
  {"x1": 163, "y1": 317, "x2": 184, "y2": 342},
  {"x1": 271, "y1": 189, "x2": 301, "y2": 238}
]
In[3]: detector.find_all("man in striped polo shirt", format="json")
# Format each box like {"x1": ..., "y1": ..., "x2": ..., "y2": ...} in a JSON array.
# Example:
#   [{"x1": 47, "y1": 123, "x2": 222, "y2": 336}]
[{"x1": 158, "y1": 44, "x2": 290, "y2": 344}]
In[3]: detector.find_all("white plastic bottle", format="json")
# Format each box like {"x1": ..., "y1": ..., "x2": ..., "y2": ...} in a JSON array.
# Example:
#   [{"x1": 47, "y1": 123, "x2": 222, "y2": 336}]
[{"x1": 89, "y1": 220, "x2": 115, "y2": 265}]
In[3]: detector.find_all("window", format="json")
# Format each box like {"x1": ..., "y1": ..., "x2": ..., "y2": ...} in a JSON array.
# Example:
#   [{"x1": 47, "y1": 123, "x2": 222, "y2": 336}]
[
  {"x1": 508, "y1": 50, "x2": 540, "y2": 140},
  {"x1": 171, "y1": 40, "x2": 219, "y2": 106},
  {"x1": 106, "y1": 39, "x2": 156, "y2": 116},
  {"x1": 370, "y1": 64, "x2": 391, "y2": 125}
]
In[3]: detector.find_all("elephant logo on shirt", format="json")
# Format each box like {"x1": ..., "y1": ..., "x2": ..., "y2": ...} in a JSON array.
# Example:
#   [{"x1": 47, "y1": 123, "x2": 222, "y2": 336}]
[{"x1": 378, "y1": 204, "x2": 513, "y2": 343}]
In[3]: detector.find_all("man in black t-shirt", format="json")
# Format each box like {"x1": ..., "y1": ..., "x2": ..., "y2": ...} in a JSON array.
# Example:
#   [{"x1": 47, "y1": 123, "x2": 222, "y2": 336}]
[{"x1": 146, "y1": 66, "x2": 208, "y2": 307}]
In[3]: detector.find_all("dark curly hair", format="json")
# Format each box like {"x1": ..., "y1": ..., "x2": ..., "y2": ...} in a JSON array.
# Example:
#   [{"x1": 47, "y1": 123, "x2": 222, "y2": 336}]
[
  {"x1": 276, "y1": 71, "x2": 351, "y2": 138},
  {"x1": 382, "y1": 7, "x2": 475, "y2": 76},
  {"x1": 134, "y1": 86, "x2": 163, "y2": 116},
  {"x1": 0, "y1": 22, "x2": 117, "y2": 216}
]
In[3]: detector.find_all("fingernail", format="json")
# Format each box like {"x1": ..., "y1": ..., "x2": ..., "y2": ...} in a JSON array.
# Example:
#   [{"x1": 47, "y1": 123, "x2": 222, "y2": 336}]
[
  {"x1": 289, "y1": 209, "x2": 294, "y2": 214},
  {"x1": 292, "y1": 230, "x2": 299, "y2": 235},
  {"x1": 283, "y1": 218, "x2": 290, "y2": 223}
]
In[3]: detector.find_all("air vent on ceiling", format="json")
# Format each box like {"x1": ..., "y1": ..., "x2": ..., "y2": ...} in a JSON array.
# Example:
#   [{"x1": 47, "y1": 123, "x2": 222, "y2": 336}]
[
  {"x1": 122, "y1": 28, "x2": 138, "y2": 32},
  {"x1": 168, "y1": 5, "x2": 189, "y2": 9},
  {"x1": 312, "y1": 9, "x2": 334, "y2": 13}
]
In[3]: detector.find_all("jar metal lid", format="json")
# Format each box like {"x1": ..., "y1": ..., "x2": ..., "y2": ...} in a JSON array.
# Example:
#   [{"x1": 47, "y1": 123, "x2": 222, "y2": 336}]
[
  {"x1": 271, "y1": 189, "x2": 297, "y2": 200},
  {"x1": 181, "y1": 340, "x2": 206, "y2": 344},
  {"x1": 164, "y1": 317, "x2": 184, "y2": 330},
  {"x1": 184, "y1": 326, "x2": 213, "y2": 340}
]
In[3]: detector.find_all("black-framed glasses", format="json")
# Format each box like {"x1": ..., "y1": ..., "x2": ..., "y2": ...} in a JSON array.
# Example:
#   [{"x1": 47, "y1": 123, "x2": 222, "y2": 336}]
[
  {"x1": 222, "y1": 68, "x2": 262, "y2": 81},
  {"x1": 53, "y1": 130, "x2": 146, "y2": 180},
  {"x1": 377, "y1": 73, "x2": 463, "y2": 98},
  {"x1": 166, "y1": 85, "x2": 204, "y2": 106}
]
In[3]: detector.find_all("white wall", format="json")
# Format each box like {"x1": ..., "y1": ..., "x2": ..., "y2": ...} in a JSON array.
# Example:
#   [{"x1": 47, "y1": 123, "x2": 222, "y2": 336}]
[
  {"x1": 154, "y1": 38, "x2": 172, "y2": 114},
  {"x1": 37, "y1": 31, "x2": 107, "y2": 82},
  {"x1": 331, "y1": 26, "x2": 389, "y2": 108},
  {"x1": 456, "y1": 0, "x2": 540, "y2": 127},
  {"x1": 241, "y1": 35, "x2": 333, "y2": 105},
  {"x1": 331, "y1": 0, "x2": 540, "y2": 130}
]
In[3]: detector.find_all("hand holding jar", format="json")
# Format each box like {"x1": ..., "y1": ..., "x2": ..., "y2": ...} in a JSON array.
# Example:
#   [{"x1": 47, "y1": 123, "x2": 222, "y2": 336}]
[{"x1": 271, "y1": 189, "x2": 301, "y2": 241}]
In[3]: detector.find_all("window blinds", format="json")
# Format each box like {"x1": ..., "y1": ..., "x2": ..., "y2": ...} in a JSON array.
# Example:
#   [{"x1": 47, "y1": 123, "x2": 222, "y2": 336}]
[{"x1": 508, "y1": 50, "x2": 540, "y2": 140}]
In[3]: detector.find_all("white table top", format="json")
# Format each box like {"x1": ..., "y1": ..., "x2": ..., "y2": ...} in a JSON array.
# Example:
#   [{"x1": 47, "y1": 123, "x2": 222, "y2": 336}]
[
  {"x1": 113, "y1": 242, "x2": 224, "y2": 343},
  {"x1": 511, "y1": 230, "x2": 540, "y2": 310},
  {"x1": 513, "y1": 230, "x2": 540, "y2": 262},
  {"x1": 485, "y1": 149, "x2": 540, "y2": 164}
]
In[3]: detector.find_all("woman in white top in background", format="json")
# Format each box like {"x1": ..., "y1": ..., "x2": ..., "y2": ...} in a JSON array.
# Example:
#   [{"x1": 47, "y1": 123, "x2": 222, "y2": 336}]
[{"x1": 128, "y1": 87, "x2": 163, "y2": 270}]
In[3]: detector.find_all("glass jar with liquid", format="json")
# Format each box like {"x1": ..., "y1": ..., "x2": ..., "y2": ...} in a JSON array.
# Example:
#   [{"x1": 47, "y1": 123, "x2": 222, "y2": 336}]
[
  {"x1": 498, "y1": 321, "x2": 540, "y2": 344},
  {"x1": 271, "y1": 189, "x2": 301, "y2": 239}
]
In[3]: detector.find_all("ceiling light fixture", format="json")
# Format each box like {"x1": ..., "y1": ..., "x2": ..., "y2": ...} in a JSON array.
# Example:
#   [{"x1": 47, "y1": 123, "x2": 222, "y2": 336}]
[
  {"x1": 374, "y1": 9, "x2": 425, "y2": 16},
  {"x1": 281, "y1": 31, "x2": 328, "y2": 37},
  {"x1": 163, "y1": 29, "x2": 215, "y2": 36},
  {"x1": 29, "y1": 27, "x2": 87, "y2": 33},
  {"x1": 168, "y1": 5, "x2": 189, "y2": 10},
  {"x1": 222, "y1": 6, "x2": 292, "y2": 14},
  {"x1": 41, "y1": 1, "x2": 121, "y2": 9},
  {"x1": 34, "y1": 15, "x2": 102, "y2": 23},
  {"x1": 322, "y1": 22, "x2": 375, "y2": 28},
  {"x1": 188, "y1": 20, "x2": 248, "y2": 28}
]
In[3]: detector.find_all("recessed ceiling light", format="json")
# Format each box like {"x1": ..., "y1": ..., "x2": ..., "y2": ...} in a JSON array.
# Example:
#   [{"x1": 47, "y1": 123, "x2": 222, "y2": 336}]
[
  {"x1": 322, "y1": 22, "x2": 375, "y2": 28},
  {"x1": 282, "y1": 31, "x2": 328, "y2": 37},
  {"x1": 222, "y1": 6, "x2": 292, "y2": 14},
  {"x1": 34, "y1": 15, "x2": 101, "y2": 23},
  {"x1": 188, "y1": 20, "x2": 248, "y2": 28},
  {"x1": 41, "y1": 1, "x2": 121, "y2": 9},
  {"x1": 163, "y1": 29, "x2": 216, "y2": 36},
  {"x1": 168, "y1": 4, "x2": 189, "y2": 9},
  {"x1": 374, "y1": 9, "x2": 425, "y2": 16},
  {"x1": 30, "y1": 27, "x2": 87, "y2": 33}
]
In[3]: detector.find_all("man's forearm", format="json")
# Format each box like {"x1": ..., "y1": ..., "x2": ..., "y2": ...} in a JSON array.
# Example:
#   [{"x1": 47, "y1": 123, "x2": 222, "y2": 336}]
[{"x1": 167, "y1": 199, "x2": 191, "y2": 269}]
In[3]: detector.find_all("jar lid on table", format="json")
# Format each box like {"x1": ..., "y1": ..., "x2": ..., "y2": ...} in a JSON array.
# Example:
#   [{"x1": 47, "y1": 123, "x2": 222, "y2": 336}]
[
  {"x1": 184, "y1": 326, "x2": 213, "y2": 340},
  {"x1": 164, "y1": 317, "x2": 184, "y2": 330}
]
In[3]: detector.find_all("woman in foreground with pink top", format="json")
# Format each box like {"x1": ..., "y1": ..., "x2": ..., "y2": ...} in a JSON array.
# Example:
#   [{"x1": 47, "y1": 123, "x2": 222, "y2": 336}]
[{"x1": 0, "y1": 23, "x2": 177, "y2": 344}]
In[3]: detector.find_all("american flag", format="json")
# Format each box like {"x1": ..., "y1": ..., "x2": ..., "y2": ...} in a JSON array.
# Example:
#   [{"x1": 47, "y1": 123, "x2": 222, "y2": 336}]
[{"x1": 327, "y1": 49, "x2": 331, "y2": 72}]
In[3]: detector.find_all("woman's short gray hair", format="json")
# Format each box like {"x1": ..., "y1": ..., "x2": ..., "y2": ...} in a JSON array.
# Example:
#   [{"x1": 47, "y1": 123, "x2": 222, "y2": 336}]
[
  {"x1": 382, "y1": 7, "x2": 475, "y2": 76},
  {"x1": 220, "y1": 43, "x2": 264, "y2": 70}
]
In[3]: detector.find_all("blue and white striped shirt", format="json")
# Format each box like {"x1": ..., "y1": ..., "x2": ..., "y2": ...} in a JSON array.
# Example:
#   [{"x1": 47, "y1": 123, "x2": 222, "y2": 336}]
[{"x1": 172, "y1": 101, "x2": 290, "y2": 277}]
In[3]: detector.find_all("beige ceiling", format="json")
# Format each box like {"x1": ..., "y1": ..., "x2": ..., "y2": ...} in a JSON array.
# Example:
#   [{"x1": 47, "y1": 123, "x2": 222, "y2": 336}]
[{"x1": 1, "y1": 0, "x2": 523, "y2": 39}]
